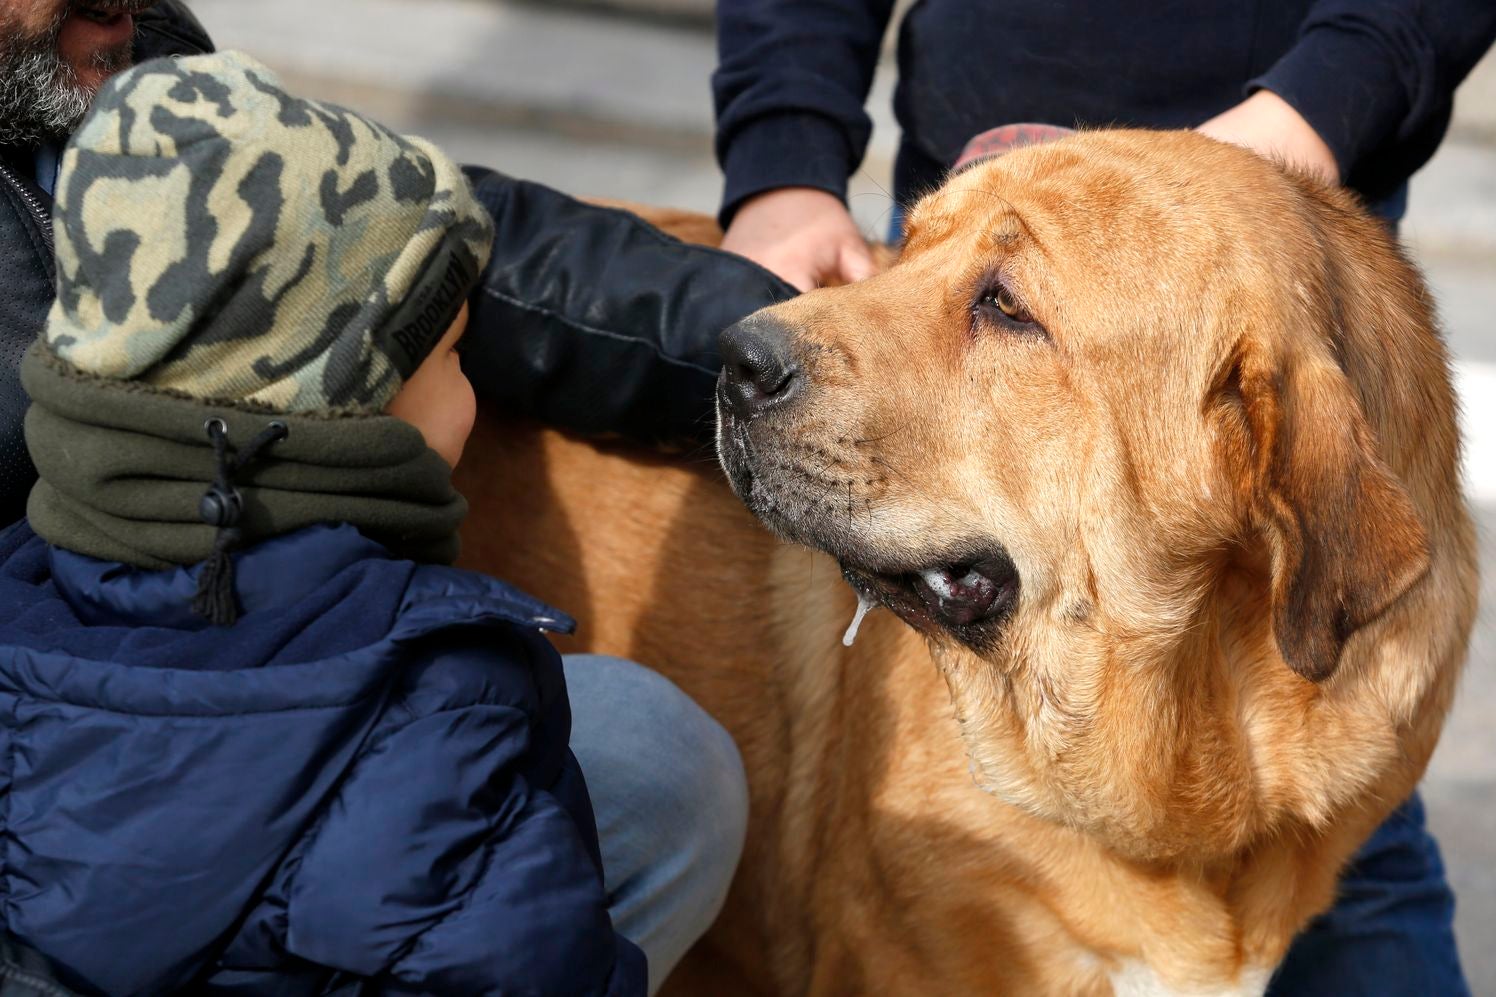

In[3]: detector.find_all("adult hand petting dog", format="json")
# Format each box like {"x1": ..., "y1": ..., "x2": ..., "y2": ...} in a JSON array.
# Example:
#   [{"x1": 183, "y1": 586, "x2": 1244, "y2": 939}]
[
  {"x1": 1197, "y1": 89, "x2": 1339, "y2": 184},
  {"x1": 721, "y1": 186, "x2": 877, "y2": 291},
  {"x1": 723, "y1": 87, "x2": 1343, "y2": 295}
]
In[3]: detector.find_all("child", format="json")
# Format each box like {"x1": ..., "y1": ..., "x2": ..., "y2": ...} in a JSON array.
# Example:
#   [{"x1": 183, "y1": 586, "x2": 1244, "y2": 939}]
[{"x1": 0, "y1": 51, "x2": 651, "y2": 995}]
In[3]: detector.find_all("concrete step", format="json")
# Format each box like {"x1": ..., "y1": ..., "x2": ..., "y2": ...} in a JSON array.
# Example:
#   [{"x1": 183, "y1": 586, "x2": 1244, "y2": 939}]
[
  {"x1": 536, "y1": 0, "x2": 713, "y2": 24},
  {"x1": 1405, "y1": 138, "x2": 1496, "y2": 258},
  {"x1": 191, "y1": 0, "x2": 1495, "y2": 259},
  {"x1": 1452, "y1": 46, "x2": 1496, "y2": 141},
  {"x1": 190, "y1": 0, "x2": 724, "y2": 150}
]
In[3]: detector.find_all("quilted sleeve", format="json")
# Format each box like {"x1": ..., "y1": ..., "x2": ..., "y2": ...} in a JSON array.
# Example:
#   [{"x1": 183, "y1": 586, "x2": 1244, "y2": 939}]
[{"x1": 279, "y1": 686, "x2": 646, "y2": 994}]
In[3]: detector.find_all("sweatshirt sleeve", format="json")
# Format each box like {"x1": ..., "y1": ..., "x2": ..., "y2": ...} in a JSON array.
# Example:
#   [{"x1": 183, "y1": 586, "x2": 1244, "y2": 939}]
[
  {"x1": 712, "y1": 0, "x2": 898, "y2": 225},
  {"x1": 277, "y1": 640, "x2": 646, "y2": 995},
  {"x1": 1249, "y1": 0, "x2": 1496, "y2": 180}
]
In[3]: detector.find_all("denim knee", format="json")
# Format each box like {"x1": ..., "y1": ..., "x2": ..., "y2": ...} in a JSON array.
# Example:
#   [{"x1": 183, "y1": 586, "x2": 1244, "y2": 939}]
[
  {"x1": 1269, "y1": 791, "x2": 1468, "y2": 996},
  {"x1": 565, "y1": 653, "x2": 749, "y2": 848},
  {"x1": 563, "y1": 654, "x2": 750, "y2": 985}
]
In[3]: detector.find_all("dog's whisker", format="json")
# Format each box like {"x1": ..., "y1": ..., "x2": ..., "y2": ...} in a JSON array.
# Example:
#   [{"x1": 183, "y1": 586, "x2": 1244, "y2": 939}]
[
  {"x1": 813, "y1": 474, "x2": 842, "y2": 504},
  {"x1": 960, "y1": 188, "x2": 1020, "y2": 216},
  {"x1": 852, "y1": 167, "x2": 895, "y2": 204},
  {"x1": 868, "y1": 454, "x2": 912, "y2": 483},
  {"x1": 851, "y1": 170, "x2": 900, "y2": 238},
  {"x1": 806, "y1": 457, "x2": 840, "y2": 482},
  {"x1": 853, "y1": 425, "x2": 907, "y2": 445}
]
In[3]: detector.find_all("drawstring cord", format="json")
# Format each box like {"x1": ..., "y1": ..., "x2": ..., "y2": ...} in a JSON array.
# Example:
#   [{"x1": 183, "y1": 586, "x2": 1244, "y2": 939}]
[{"x1": 192, "y1": 417, "x2": 288, "y2": 626}]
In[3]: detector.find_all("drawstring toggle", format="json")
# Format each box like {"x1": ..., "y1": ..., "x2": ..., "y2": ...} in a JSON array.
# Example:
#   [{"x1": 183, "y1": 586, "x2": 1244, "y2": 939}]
[
  {"x1": 191, "y1": 417, "x2": 288, "y2": 626},
  {"x1": 198, "y1": 485, "x2": 243, "y2": 528}
]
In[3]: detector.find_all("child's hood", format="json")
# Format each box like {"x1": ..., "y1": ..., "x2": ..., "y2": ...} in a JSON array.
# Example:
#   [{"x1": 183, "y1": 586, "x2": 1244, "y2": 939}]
[{"x1": 0, "y1": 518, "x2": 571, "y2": 712}]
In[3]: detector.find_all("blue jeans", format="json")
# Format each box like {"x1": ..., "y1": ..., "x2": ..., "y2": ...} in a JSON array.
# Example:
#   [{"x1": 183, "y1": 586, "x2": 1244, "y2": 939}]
[
  {"x1": 564, "y1": 655, "x2": 749, "y2": 995},
  {"x1": 1269, "y1": 792, "x2": 1468, "y2": 995}
]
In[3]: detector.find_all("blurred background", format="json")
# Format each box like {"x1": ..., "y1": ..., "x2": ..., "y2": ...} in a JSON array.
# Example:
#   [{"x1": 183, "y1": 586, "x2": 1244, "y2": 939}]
[{"x1": 185, "y1": 0, "x2": 1495, "y2": 984}]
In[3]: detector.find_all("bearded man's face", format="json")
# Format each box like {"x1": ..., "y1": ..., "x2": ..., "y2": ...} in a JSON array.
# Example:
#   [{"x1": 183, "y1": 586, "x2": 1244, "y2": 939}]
[{"x1": 0, "y1": 1, "x2": 158, "y2": 146}]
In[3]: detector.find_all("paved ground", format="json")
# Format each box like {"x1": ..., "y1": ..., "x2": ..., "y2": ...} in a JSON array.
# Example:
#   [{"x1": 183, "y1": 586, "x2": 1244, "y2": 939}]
[{"x1": 192, "y1": 0, "x2": 1496, "y2": 985}]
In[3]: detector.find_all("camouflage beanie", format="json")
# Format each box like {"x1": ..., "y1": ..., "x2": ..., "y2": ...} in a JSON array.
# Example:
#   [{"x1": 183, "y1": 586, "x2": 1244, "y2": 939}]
[{"x1": 43, "y1": 50, "x2": 494, "y2": 413}]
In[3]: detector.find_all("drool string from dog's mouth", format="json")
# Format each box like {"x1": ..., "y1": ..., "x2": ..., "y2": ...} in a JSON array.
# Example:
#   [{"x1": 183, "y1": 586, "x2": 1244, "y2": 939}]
[{"x1": 842, "y1": 591, "x2": 878, "y2": 646}]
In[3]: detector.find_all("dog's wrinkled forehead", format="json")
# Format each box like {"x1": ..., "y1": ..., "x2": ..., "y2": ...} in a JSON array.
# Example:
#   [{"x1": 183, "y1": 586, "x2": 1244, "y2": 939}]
[
  {"x1": 912, "y1": 131, "x2": 1225, "y2": 239},
  {"x1": 903, "y1": 131, "x2": 1304, "y2": 340},
  {"x1": 901, "y1": 143, "x2": 1113, "y2": 259}
]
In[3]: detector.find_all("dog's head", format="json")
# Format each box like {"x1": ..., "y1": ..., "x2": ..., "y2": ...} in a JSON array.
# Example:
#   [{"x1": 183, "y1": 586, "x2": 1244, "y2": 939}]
[{"x1": 717, "y1": 129, "x2": 1460, "y2": 861}]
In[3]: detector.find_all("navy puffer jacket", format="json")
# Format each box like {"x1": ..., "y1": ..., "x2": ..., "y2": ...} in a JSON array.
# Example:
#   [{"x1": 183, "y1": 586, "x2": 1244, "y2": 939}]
[{"x1": 0, "y1": 520, "x2": 646, "y2": 996}]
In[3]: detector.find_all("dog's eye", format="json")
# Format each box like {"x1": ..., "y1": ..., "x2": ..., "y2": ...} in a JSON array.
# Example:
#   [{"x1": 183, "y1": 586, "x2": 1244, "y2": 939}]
[{"x1": 974, "y1": 282, "x2": 1036, "y2": 327}]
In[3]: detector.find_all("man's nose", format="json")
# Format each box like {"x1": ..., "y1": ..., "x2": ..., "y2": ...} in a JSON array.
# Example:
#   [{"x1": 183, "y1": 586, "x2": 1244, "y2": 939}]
[{"x1": 719, "y1": 315, "x2": 801, "y2": 419}]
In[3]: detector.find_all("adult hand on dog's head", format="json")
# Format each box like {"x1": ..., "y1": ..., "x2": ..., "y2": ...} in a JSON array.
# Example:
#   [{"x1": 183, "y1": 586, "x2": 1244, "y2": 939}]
[
  {"x1": 1197, "y1": 89, "x2": 1339, "y2": 185},
  {"x1": 722, "y1": 187, "x2": 877, "y2": 292}
]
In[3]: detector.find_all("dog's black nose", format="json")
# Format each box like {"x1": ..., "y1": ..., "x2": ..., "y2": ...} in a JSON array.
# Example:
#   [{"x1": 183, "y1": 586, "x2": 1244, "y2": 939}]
[{"x1": 720, "y1": 316, "x2": 800, "y2": 418}]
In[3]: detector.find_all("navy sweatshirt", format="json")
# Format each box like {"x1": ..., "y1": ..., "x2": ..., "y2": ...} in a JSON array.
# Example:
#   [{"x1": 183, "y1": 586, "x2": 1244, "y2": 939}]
[{"x1": 713, "y1": 0, "x2": 1496, "y2": 221}]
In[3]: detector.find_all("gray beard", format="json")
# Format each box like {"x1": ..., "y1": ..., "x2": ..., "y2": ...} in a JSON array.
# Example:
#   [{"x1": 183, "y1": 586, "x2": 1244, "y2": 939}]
[{"x1": 0, "y1": 6, "x2": 135, "y2": 147}]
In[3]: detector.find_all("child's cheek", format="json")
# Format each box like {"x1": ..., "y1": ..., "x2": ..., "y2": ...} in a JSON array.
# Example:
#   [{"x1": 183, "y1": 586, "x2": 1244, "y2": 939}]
[{"x1": 448, "y1": 373, "x2": 478, "y2": 468}]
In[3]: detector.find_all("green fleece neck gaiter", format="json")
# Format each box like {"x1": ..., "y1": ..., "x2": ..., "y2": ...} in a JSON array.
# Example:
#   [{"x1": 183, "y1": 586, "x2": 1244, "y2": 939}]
[{"x1": 21, "y1": 341, "x2": 467, "y2": 571}]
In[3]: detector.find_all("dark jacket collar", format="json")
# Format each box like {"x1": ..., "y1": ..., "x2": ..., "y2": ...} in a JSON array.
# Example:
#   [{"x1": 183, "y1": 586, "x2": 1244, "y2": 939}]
[
  {"x1": 50, "y1": 522, "x2": 388, "y2": 629},
  {"x1": 36, "y1": 520, "x2": 574, "y2": 638},
  {"x1": 1, "y1": 518, "x2": 573, "y2": 721}
]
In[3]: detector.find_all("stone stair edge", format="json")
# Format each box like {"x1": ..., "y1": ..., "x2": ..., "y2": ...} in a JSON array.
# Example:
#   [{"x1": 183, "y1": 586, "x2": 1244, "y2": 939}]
[
  {"x1": 187, "y1": 0, "x2": 1495, "y2": 258},
  {"x1": 187, "y1": 0, "x2": 1495, "y2": 147}
]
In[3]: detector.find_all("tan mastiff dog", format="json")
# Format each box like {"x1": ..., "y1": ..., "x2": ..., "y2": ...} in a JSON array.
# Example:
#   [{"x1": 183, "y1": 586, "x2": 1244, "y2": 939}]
[{"x1": 457, "y1": 129, "x2": 1477, "y2": 996}]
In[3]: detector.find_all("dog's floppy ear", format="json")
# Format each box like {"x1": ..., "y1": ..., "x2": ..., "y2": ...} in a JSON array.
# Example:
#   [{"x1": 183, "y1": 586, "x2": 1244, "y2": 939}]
[{"x1": 1229, "y1": 339, "x2": 1429, "y2": 681}]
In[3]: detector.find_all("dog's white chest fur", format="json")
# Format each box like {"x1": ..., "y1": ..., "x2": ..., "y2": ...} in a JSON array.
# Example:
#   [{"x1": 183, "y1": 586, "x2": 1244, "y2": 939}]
[{"x1": 1109, "y1": 961, "x2": 1271, "y2": 997}]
